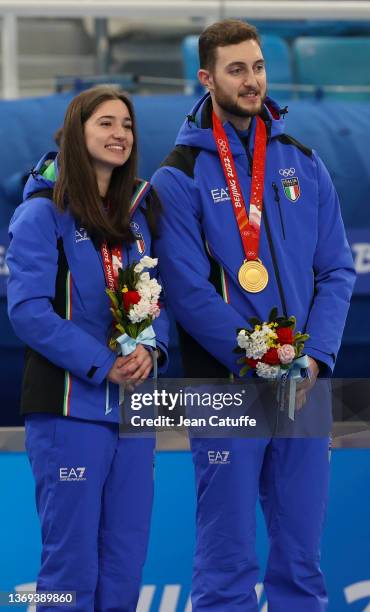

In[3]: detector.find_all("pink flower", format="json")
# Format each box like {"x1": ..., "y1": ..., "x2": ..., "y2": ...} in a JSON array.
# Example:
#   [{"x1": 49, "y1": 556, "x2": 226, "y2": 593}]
[{"x1": 277, "y1": 344, "x2": 295, "y2": 364}]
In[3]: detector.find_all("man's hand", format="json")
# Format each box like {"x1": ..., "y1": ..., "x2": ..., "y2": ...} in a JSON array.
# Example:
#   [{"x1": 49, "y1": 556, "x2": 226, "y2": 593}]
[
  {"x1": 295, "y1": 357, "x2": 319, "y2": 410},
  {"x1": 107, "y1": 345, "x2": 153, "y2": 385}
]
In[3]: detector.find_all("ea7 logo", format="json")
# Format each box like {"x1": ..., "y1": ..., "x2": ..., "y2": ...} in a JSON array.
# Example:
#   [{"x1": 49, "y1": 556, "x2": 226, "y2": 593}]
[
  {"x1": 210, "y1": 187, "x2": 231, "y2": 204},
  {"x1": 75, "y1": 227, "x2": 90, "y2": 243},
  {"x1": 208, "y1": 450, "x2": 230, "y2": 464},
  {"x1": 352, "y1": 243, "x2": 370, "y2": 274},
  {"x1": 59, "y1": 467, "x2": 87, "y2": 481},
  {"x1": 344, "y1": 580, "x2": 370, "y2": 611}
]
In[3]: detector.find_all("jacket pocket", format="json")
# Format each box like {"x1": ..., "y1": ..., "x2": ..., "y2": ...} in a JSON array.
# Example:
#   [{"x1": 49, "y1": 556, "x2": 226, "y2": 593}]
[{"x1": 272, "y1": 182, "x2": 286, "y2": 240}]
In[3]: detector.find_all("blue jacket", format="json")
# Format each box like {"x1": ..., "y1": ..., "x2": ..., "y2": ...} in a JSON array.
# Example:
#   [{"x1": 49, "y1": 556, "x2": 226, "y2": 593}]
[
  {"x1": 152, "y1": 94, "x2": 355, "y2": 376},
  {"x1": 7, "y1": 153, "x2": 169, "y2": 421}
]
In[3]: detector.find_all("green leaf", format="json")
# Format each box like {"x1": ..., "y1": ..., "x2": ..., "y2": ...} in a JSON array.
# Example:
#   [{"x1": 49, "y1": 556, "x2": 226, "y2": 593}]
[
  {"x1": 237, "y1": 356, "x2": 246, "y2": 364},
  {"x1": 239, "y1": 365, "x2": 251, "y2": 377},
  {"x1": 106, "y1": 289, "x2": 119, "y2": 308},
  {"x1": 299, "y1": 333, "x2": 310, "y2": 342},
  {"x1": 268, "y1": 307, "x2": 278, "y2": 322},
  {"x1": 118, "y1": 267, "x2": 125, "y2": 288},
  {"x1": 248, "y1": 317, "x2": 262, "y2": 328},
  {"x1": 127, "y1": 323, "x2": 138, "y2": 339},
  {"x1": 277, "y1": 320, "x2": 291, "y2": 328},
  {"x1": 295, "y1": 342, "x2": 304, "y2": 357}
]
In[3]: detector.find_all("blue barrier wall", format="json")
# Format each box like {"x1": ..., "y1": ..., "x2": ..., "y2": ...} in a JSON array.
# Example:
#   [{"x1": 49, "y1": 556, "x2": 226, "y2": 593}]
[
  {"x1": 1, "y1": 449, "x2": 370, "y2": 611},
  {"x1": 0, "y1": 94, "x2": 370, "y2": 228}
]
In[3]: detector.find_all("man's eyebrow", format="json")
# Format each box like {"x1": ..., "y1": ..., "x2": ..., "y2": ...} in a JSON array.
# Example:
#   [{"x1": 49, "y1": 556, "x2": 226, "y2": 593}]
[
  {"x1": 226, "y1": 59, "x2": 265, "y2": 68},
  {"x1": 226, "y1": 61, "x2": 246, "y2": 68}
]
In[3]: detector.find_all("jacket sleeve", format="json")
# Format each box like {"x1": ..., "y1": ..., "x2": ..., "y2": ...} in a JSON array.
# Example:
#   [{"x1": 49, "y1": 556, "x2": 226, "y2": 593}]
[
  {"x1": 150, "y1": 274, "x2": 169, "y2": 374},
  {"x1": 6, "y1": 199, "x2": 116, "y2": 386},
  {"x1": 304, "y1": 153, "x2": 356, "y2": 373},
  {"x1": 152, "y1": 166, "x2": 248, "y2": 375}
]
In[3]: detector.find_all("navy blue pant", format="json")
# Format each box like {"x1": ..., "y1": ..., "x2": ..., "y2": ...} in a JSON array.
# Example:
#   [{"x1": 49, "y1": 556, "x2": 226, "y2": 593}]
[
  {"x1": 190, "y1": 437, "x2": 330, "y2": 611},
  {"x1": 25, "y1": 414, "x2": 155, "y2": 612}
]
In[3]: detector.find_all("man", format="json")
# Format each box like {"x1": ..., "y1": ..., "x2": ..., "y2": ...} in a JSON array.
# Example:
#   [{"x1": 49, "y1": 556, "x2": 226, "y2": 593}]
[{"x1": 152, "y1": 20, "x2": 355, "y2": 611}]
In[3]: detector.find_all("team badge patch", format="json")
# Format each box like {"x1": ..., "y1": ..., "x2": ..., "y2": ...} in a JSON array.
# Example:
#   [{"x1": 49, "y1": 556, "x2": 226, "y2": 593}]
[
  {"x1": 130, "y1": 221, "x2": 146, "y2": 255},
  {"x1": 281, "y1": 177, "x2": 300, "y2": 202}
]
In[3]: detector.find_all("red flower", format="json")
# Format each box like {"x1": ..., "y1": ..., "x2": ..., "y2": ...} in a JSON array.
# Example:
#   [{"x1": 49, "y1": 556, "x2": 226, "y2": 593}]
[
  {"x1": 122, "y1": 290, "x2": 140, "y2": 311},
  {"x1": 262, "y1": 348, "x2": 280, "y2": 365},
  {"x1": 276, "y1": 327, "x2": 294, "y2": 344},
  {"x1": 246, "y1": 358, "x2": 259, "y2": 368}
]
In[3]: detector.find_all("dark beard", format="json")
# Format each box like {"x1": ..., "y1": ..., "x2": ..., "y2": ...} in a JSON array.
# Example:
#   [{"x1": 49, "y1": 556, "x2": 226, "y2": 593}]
[{"x1": 216, "y1": 90, "x2": 266, "y2": 119}]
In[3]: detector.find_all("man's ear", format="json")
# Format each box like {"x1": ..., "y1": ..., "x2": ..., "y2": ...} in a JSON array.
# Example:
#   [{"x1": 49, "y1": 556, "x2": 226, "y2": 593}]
[{"x1": 198, "y1": 69, "x2": 214, "y2": 92}]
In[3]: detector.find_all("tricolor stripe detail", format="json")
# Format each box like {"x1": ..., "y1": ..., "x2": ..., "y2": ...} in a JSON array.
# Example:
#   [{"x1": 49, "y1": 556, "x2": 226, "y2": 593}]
[
  {"x1": 129, "y1": 180, "x2": 151, "y2": 217},
  {"x1": 206, "y1": 241, "x2": 234, "y2": 381},
  {"x1": 204, "y1": 240, "x2": 212, "y2": 258},
  {"x1": 219, "y1": 265, "x2": 230, "y2": 304},
  {"x1": 63, "y1": 271, "x2": 72, "y2": 416}
]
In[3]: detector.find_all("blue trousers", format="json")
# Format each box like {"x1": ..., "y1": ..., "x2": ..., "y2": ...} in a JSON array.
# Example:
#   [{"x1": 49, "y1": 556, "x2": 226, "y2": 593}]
[
  {"x1": 25, "y1": 414, "x2": 155, "y2": 612},
  {"x1": 190, "y1": 437, "x2": 330, "y2": 611}
]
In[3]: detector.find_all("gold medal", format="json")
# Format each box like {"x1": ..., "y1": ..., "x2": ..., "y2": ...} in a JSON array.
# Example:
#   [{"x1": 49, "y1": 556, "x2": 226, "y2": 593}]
[{"x1": 238, "y1": 259, "x2": 268, "y2": 293}]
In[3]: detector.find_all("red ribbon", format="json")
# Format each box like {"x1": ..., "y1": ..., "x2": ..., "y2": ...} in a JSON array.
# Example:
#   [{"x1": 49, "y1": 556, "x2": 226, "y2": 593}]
[{"x1": 212, "y1": 111, "x2": 267, "y2": 261}]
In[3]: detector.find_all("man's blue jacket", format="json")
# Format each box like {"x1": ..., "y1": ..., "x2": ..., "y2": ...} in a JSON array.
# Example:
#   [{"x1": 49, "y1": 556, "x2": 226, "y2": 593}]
[{"x1": 152, "y1": 93, "x2": 356, "y2": 377}]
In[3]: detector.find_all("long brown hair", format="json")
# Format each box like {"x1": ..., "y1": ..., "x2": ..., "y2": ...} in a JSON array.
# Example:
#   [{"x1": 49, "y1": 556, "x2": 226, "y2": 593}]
[{"x1": 54, "y1": 85, "x2": 139, "y2": 246}]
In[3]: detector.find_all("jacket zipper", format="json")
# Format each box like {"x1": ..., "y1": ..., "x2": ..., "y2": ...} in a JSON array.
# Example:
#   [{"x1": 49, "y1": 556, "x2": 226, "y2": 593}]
[
  {"x1": 244, "y1": 144, "x2": 288, "y2": 317},
  {"x1": 272, "y1": 182, "x2": 286, "y2": 240},
  {"x1": 262, "y1": 203, "x2": 288, "y2": 318}
]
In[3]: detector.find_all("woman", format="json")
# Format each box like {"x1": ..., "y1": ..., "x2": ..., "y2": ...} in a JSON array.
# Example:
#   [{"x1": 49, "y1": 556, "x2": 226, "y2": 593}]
[{"x1": 7, "y1": 86, "x2": 169, "y2": 611}]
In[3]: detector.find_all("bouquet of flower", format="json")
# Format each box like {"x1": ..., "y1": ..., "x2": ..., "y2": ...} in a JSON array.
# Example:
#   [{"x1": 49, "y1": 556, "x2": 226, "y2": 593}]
[
  {"x1": 106, "y1": 256, "x2": 161, "y2": 352},
  {"x1": 235, "y1": 307, "x2": 309, "y2": 380}
]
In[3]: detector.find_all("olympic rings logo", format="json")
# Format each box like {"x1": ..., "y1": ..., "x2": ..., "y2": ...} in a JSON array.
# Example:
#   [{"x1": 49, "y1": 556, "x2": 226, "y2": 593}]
[
  {"x1": 217, "y1": 138, "x2": 229, "y2": 154},
  {"x1": 279, "y1": 168, "x2": 296, "y2": 177}
]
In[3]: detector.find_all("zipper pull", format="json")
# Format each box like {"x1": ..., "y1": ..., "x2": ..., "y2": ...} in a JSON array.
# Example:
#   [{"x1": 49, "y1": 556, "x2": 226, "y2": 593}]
[
  {"x1": 272, "y1": 182, "x2": 286, "y2": 240},
  {"x1": 272, "y1": 181, "x2": 280, "y2": 203}
]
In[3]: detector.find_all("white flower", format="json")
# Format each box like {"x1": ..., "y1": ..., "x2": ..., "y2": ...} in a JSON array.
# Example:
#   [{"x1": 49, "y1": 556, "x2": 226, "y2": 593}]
[
  {"x1": 237, "y1": 330, "x2": 248, "y2": 349},
  {"x1": 148, "y1": 303, "x2": 161, "y2": 318},
  {"x1": 127, "y1": 273, "x2": 161, "y2": 324},
  {"x1": 256, "y1": 362, "x2": 280, "y2": 379},
  {"x1": 134, "y1": 256, "x2": 158, "y2": 274},
  {"x1": 128, "y1": 299, "x2": 151, "y2": 323},
  {"x1": 237, "y1": 329, "x2": 268, "y2": 359},
  {"x1": 139, "y1": 272, "x2": 150, "y2": 283}
]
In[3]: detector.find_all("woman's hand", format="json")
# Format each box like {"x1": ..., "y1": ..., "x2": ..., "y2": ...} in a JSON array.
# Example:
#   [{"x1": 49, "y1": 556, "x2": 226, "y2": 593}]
[{"x1": 107, "y1": 345, "x2": 153, "y2": 384}]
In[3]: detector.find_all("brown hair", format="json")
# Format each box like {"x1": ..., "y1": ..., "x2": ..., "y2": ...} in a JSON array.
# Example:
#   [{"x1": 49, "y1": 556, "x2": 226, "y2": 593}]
[
  {"x1": 199, "y1": 19, "x2": 261, "y2": 72},
  {"x1": 54, "y1": 85, "x2": 139, "y2": 246}
]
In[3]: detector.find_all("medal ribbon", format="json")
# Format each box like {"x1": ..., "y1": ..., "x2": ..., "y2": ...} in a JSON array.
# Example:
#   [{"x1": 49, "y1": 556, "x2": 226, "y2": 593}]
[
  {"x1": 101, "y1": 243, "x2": 122, "y2": 291},
  {"x1": 100, "y1": 179, "x2": 150, "y2": 291},
  {"x1": 212, "y1": 111, "x2": 267, "y2": 260}
]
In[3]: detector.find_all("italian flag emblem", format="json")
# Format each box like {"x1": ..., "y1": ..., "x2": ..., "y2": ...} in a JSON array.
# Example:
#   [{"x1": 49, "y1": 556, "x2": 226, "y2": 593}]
[{"x1": 281, "y1": 177, "x2": 300, "y2": 202}]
